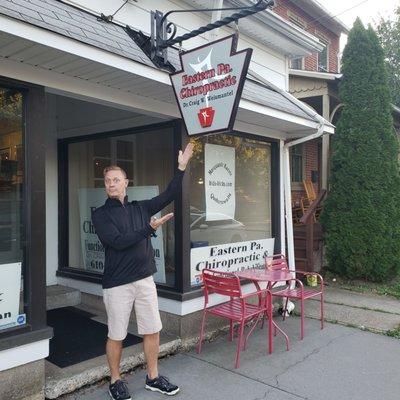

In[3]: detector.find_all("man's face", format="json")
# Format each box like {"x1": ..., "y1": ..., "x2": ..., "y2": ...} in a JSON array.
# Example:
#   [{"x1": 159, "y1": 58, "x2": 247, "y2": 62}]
[{"x1": 104, "y1": 170, "x2": 128, "y2": 199}]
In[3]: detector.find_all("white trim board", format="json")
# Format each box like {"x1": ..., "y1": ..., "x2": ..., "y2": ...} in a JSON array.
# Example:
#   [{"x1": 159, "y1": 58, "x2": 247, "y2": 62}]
[{"x1": 0, "y1": 339, "x2": 49, "y2": 372}]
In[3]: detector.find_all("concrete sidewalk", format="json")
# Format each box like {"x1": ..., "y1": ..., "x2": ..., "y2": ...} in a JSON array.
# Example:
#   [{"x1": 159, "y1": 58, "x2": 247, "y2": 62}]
[
  {"x1": 60, "y1": 317, "x2": 400, "y2": 400},
  {"x1": 303, "y1": 286, "x2": 400, "y2": 333}
]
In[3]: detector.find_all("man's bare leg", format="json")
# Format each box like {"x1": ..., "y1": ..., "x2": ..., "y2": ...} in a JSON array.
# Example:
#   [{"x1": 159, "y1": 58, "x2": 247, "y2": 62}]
[
  {"x1": 106, "y1": 338, "x2": 123, "y2": 383},
  {"x1": 143, "y1": 332, "x2": 159, "y2": 379},
  {"x1": 144, "y1": 332, "x2": 179, "y2": 395}
]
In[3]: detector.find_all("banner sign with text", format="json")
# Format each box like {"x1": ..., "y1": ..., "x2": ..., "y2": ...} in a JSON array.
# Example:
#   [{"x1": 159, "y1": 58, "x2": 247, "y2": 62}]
[
  {"x1": 170, "y1": 34, "x2": 252, "y2": 136},
  {"x1": 79, "y1": 187, "x2": 166, "y2": 284},
  {"x1": 190, "y1": 238, "x2": 275, "y2": 286},
  {"x1": 0, "y1": 262, "x2": 24, "y2": 331},
  {"x1": 205, "y1": 143, "x2": 235, "y2": 221}
]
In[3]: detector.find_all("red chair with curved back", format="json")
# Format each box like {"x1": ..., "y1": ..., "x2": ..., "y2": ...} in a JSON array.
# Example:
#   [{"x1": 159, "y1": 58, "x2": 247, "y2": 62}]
[
  {"x1": 197, "y1": 268, "x2": 268, "y2": 369},
  {"x1": 265, "y1": 254, "x2": 324, "y2": 340}
]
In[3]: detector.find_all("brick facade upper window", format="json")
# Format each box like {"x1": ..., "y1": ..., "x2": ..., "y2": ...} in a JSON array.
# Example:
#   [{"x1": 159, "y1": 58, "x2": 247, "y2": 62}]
[
  {"x1": 317, "y1": 40, "x2": 329, "y2": 72},
  {"x1": 288, "y1": 11, "x2": 305, "y2": 70},
  {"x1": 273, "y1": 0, "x2": 341, "y2": 73},
  {"x1": 290, "y1": 57, "x2": 303, "y2": 70},
  {"x1": 315, "y1": 31, "x2": 330, "y2": 72}
]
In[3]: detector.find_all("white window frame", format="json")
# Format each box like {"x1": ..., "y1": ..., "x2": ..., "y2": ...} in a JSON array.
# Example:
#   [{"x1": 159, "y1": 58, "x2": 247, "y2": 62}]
[
  {"x1": 286, "y1": 11, "x2": 308, "y2": 71},
  {"x1": 290, "y1": 57, "x2": 304, "y2": 70},
  {"x1": 315, "y1": 30, "x2": 330, "y2": 72}
]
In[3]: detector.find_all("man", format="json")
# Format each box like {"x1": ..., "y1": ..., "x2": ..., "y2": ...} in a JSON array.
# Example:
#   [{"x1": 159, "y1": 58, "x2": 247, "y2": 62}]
[{"x1": 92, "y1": 143, "x2": 194, "y2": 400}]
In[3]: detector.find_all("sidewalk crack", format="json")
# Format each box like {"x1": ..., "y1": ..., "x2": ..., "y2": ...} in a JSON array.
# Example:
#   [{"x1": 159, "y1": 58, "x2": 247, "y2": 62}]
[
  {"x1": 274, "y1": 331, "x2": 356, "y2": 387},
  {"x1": 183, "y1": 353, "x2": 308, "y2": 399}
]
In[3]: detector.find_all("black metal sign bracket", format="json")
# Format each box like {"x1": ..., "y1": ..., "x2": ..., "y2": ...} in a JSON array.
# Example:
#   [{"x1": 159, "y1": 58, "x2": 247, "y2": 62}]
[{"x1": 150, "y1": 0, "x2": 275, "y2": 65}]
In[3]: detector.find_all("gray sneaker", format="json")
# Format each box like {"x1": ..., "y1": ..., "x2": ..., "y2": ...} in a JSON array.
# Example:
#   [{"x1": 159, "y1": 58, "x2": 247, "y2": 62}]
[
  {"x1": 145, "y1": 375, "x2": 180, "y2": 396},
  {"x1": 109, "y1": 379, "x2": 131, "y2": 400}
]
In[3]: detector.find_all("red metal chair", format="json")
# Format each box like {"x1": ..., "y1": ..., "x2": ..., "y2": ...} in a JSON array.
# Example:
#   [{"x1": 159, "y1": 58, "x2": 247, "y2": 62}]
[
  {"x1": 197, "y1": 268, "x2": 269, "y2": 369},
  {"x1": 265, "y1": 254, "x2": 324, "y2": 340}
]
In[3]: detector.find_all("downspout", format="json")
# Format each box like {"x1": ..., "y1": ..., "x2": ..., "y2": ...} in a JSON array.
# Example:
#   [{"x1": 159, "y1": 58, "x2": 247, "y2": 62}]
[
  {"x1": 283, "y1": 123, "x2": 325, "y2": 272},
  {"x1": 279, "y1": 140, "x2": 285, "y2": 256}
]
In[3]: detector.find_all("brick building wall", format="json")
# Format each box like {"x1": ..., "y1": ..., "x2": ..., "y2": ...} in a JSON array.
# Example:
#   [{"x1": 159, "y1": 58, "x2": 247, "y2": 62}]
[
  {"x1": 274, "y1": 0, "x2": 341, "y2": 204},
  {"x1": 273, "y1": 0, "x2": 340, "y2": 73}
]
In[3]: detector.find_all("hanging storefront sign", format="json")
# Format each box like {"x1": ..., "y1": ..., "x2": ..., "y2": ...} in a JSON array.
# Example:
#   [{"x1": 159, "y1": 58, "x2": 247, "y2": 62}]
[
  {"x1": 79, "y1": 187, "x2": 166, "y2": 283},
  {"x1": 190, "y1": 238, "x2": 275, "y2": 286},
  {"x1": 170, "y1": 34, "x2": 252, "y2": 136},
  {"x1": 0, "y1": 262, "x2": 25, "y2": 331},
  {"x1": 205, "y1": 143, "x2": 235, "y2": 221}
]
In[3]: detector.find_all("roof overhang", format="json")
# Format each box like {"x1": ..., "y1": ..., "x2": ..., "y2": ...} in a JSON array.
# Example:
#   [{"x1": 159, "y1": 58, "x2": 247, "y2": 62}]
[
  {"x1": 182, "y1": 0, "x2": 324, "y2": 57},
  {"x1": 0, "y1": 11, "x2": 332, "y2": 139},
  {"x1": 289, "y1": 69, "x2": 342, "y2": 81},
  {"x1": 236, "y1": 99, "x2": 334, "y2": 138}
]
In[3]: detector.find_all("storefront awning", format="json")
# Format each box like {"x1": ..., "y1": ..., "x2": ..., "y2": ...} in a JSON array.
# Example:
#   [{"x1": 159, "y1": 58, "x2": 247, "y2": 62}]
[{"x1": 0, "y1": 0, "x2": 333, "y2": 138}]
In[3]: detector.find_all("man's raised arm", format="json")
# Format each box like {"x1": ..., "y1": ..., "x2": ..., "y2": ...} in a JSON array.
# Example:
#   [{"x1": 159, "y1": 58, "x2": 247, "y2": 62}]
[{"x1": 141, "y1": 143, "x2": 194, "y2": 216}]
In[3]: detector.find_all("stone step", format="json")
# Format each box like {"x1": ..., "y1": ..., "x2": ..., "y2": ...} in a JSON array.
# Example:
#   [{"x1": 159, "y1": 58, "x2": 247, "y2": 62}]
[
  {"x1": 45, "y1": 335, "x2": 180, "y2": 399},
  {"x1": 46, "y1": 285, "x2": 81, "y2": 310},
  {"x1": 44, "y1": 301, "x2": 181, "y2": 399}
]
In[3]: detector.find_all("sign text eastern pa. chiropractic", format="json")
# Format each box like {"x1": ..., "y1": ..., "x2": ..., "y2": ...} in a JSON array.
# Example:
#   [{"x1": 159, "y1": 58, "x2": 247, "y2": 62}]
[
  {"x1": 191, "y1": 238, "x2": 275, "y2": 286},
  {"x1": 170, "y1": 34, "x2": 252, "y2": 136}
]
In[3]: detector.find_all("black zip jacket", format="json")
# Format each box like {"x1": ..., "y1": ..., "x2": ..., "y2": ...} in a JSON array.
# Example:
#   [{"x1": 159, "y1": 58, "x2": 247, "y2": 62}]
[{"x1": 92, "y1": 169, "x2": 185, "y2": 289}]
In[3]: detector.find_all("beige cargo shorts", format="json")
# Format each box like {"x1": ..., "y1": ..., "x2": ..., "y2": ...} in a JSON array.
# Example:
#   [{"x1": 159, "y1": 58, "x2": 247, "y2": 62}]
[{"x1": 103, "y1": 276, "x2": 162, "y2": 340}]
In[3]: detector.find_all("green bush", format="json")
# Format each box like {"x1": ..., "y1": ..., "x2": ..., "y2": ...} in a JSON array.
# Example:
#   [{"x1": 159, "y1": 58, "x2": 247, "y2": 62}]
[{"x1": 321, "y1": 19, "x2": 400, "y2": 282}]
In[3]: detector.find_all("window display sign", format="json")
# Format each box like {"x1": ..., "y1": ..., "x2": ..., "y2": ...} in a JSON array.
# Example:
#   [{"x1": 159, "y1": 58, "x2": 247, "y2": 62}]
[
  {"x1": 0, "y1": 262, "x2": 25, "y2": 331},
  {"x1": 79, "y1": 187, "x2": 166, "y2": 283},
  {"x1": 170, "y1": 34, "x2": 252, "y2": 136},
  {"x1": 205, "y1": 143, "x2": 235, "y2": 221},
  {"x1": 190, "y1": 238, "x2": 275, "y2": 286}
]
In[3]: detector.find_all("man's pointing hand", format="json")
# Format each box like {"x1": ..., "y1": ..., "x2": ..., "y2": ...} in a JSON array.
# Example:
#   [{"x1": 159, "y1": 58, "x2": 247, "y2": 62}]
[{"x1": 150, "y1": 213, "x2": 174, "y2": 230}]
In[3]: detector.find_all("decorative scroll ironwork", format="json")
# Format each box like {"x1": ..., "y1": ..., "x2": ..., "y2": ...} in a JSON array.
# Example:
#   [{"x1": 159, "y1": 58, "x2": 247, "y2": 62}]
[{"x1": 150, "y1": 0, "x2": 275, "y2": 64}]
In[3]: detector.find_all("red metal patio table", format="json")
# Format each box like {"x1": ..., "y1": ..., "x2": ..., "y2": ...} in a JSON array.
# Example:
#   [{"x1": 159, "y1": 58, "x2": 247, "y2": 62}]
[{"x1": 234, "y1": 269, "x2": 293, "y2": 354}]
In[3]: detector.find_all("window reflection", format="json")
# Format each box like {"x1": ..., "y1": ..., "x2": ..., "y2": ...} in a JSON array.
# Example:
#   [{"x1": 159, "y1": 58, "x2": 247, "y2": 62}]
[
  {"x1": 189, "y1": 134, "x2": 272, "y2": 247},
  {"x1": 0, "y1": 88, "x2": 23, "y2": 264},
  {"x1": 0, "y1": 87, "x2": 25, "y2": 330},
  {"x1": 67, "y1": 128, "x2": 176, "y2": 286}
]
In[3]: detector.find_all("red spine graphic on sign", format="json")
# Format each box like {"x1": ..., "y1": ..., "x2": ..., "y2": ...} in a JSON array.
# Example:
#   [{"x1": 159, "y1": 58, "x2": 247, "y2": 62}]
[{"x1": 198, "y1": 107, "x2": 215, "y2": 128}]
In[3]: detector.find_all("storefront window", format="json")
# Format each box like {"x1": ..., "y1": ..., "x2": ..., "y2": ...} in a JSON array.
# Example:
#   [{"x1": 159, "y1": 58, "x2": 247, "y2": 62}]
[
  {"x1": 66, "y1": 127, "x2": 176, "y2": 286},
  {"x1": 0, "y1": 86, "x2": 26, "y2": 331},
  {"x1": 189, "y1": 134, "x2": 272, "y2": 285}
]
